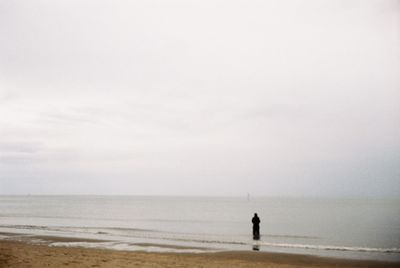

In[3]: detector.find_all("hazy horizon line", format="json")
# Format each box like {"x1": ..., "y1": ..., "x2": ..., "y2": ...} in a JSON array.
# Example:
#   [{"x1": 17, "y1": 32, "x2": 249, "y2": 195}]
[{"x1": 1, "y1": 193, "x2": 399, "y2": 200}]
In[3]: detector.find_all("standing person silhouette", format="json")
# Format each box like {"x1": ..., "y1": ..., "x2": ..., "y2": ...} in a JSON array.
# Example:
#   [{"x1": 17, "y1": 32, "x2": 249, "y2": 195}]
[{"x1": 252, "y1": 213, "x2": 260, "y2": 240}]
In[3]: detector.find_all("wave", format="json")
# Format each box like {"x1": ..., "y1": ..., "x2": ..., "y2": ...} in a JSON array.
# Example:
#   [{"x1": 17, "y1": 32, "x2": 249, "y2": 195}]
[
  {"x1": 257, "y1": 242, "x2": 400, "y2": 254},
  {"x1": 1, "y1": 224, "x2": 399, "y2": 254},
  {"x1": 0, "y1": 224, "x2": 158, "y2": 234},
  {"x1": 163, "y1": 237, "x2": 400, "y2": 254}
]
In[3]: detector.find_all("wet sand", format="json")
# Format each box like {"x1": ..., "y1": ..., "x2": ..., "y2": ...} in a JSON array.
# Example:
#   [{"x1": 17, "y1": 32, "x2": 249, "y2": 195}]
[{"x1": 1, "y1": 240, "x2": 399, "y2": 268}]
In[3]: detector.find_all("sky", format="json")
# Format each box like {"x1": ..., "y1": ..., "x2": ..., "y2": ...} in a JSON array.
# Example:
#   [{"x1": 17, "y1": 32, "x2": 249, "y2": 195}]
[{"x1": 0, "y1": 0, "x2": 399, "y2": 197}]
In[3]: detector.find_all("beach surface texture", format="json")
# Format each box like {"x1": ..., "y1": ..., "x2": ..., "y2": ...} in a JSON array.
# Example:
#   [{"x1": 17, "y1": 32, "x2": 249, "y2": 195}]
[{"x1": 1, "y1": 240, "x2": 399, "y2": 268}]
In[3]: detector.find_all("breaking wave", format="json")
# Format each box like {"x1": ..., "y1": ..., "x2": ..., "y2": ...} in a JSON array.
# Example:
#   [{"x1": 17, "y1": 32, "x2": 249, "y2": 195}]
[{"x1": 1, "y1": 224, "x2": 399, "y2": 254}]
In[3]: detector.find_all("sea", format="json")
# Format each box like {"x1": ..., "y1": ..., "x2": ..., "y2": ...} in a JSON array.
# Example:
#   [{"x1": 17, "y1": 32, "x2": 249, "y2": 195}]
[{"x1": 0, "y1": 195, "x2": 399, "y2": 262}]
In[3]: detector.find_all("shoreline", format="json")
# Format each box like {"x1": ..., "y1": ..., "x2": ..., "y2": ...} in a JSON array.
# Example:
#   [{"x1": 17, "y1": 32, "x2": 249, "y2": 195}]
[
  {"x1": 1, "y1": 239, "x2": 400, "y2": 267},
  {"x1": 1, "y1": 230, "x2": 399, "y2": 260}
]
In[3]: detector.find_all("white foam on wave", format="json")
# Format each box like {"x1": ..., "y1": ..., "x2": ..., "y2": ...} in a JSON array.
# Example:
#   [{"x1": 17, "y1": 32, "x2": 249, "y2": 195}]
[
  {"x1": 164, "y1": 237, "x2": 400, "y2": 254},
  {"x1": 49, "y1": 241, "x2": 211, "y2": 253},
  {"x1": 257, "y1": 242, "x2": 400, "y2": 254},
  {"x1": 2, "y1": 224, "x2": 400, "y2": 255}
]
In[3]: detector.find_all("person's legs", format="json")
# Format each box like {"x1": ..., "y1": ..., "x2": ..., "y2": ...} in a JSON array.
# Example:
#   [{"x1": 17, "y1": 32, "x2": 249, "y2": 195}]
[{"x1": 253, "y1": 225, "x2": 260, "y2": 239}]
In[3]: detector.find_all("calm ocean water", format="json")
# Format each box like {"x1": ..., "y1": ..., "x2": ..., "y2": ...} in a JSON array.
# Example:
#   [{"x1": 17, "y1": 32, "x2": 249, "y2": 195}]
[{"x1": 0, "y1": 196, "x2": 399, "y2": 261}]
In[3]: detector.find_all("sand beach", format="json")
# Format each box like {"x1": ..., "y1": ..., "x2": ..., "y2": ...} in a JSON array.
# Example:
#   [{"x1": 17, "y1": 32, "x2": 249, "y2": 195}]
[{"x1": 1, "y1": 239, "x2": 399, "y2": 268}]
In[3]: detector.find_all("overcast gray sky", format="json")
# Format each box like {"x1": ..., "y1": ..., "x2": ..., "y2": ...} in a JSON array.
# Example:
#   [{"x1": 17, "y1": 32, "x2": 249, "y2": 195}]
[{"x1": 0, "y1": 0, "x2": 399, "y2": 197}]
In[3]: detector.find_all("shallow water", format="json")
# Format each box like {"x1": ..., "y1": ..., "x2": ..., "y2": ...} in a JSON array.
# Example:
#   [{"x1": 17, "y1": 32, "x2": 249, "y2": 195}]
[{"x1": 0, "y1": 195, "x2": 399, "y2": 261}]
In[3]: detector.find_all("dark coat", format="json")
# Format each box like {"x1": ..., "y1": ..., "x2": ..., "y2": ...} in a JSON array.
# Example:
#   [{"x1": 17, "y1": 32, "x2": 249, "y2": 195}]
[{"x1": 252, "y1": 215, "x2": 260, "y2": 226}]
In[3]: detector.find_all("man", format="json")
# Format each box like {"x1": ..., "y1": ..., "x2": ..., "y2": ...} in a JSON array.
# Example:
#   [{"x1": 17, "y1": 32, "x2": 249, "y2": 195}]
[{"x1": 252, "y1": 213, "x2": 260, "y2": 240}]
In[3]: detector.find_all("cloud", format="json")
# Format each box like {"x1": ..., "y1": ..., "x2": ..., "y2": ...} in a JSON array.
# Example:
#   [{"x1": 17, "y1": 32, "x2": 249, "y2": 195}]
[
  {"x1": 0, "y1": 0, "x2": 399, "y2": 196},
  {"x1": 0, "y1": 141, "x2": 44, "y2": 154},
  {"x1": 0, "y1": 141, "x2": 45, "y2": 167}
]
